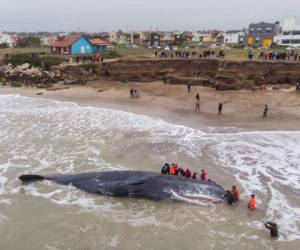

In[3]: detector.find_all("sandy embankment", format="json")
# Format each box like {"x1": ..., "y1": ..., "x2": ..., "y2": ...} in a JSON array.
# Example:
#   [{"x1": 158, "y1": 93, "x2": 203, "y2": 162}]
[{"x1": 1, "y1": 80, "x2": 300, "y2": 131}]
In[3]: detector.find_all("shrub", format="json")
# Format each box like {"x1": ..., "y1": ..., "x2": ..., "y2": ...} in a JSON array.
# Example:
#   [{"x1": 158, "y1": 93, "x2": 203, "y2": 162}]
[
  {"x1": 101, "y1": 50, "x2": 121, "y2": 59},
  {"x1": 6, "y1": 53, "x2": 65, "y2": 69},
  {"x1": 7, "y1": 54, "x2": 41, "y2": 67}
]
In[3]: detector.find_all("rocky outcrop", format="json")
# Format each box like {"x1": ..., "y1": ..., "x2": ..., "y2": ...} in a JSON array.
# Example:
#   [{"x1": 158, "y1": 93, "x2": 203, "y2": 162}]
[{"x1": 0, "y1": 63, "x2": 61, "y2": 88}]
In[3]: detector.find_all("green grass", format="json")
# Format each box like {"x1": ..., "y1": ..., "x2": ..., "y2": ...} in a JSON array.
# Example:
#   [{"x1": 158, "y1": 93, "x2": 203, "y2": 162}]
[{"x1": 5, "y1": 53, "x2": 65, "y2": 69}]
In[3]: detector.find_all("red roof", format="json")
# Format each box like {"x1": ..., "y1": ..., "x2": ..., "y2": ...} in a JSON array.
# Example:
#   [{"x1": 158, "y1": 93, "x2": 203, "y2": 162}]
[
  {"x1": 89, "y1": 38, "x2": 109, "y2": 46},
  {"x1": 50, "y1": 34, "x2": 81, "y2": 47}
]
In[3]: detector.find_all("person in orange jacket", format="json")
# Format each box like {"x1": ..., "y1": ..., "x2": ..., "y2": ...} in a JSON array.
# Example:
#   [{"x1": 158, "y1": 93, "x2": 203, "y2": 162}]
[
  {"x1": 169, "y1": 164, "x2": 176, "y2": 175},
  {"x1": 248, "y1": 194, "x2": 256, "y2": 210},
  {"x1": 231, "y1": 186, "x2": 240, "y2": 202}
]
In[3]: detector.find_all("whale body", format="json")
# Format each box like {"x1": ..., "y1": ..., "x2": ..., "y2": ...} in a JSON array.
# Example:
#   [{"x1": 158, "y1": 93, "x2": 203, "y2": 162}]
[{"x1": 19, "y1": 171, "x2": 227, "y2": 203}]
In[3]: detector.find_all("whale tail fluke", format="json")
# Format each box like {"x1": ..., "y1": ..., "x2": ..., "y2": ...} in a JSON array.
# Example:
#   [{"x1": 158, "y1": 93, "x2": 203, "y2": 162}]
[{"x1": 19, "y1": 174, "x2": 45, "y2": 182}]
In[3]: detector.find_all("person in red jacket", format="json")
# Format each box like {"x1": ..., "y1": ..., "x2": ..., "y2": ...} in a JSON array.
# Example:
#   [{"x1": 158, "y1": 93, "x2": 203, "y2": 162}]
[
  {"x1": 200, "y1": 169, "x2": 206, "y2": 181},
  {"x1": 185, "y1": 169, "x2": 192, "y2": 178}
]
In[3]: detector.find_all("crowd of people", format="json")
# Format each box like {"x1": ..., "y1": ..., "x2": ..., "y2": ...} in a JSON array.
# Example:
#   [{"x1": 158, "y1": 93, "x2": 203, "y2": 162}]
[
  {"x1": 161, "y1": 163, "x2": 209, "y2": 181},
  {"x1": 154, "y1": 49, "x2": 225, "y2": 59},
  {"x1": 248, "y1": 49, "x2": 300, "y2": 61},
  {"x1": 129, "y1": 88, "x2": 140, "y2": 98},
  {"x1": 159, "y1": 163, "x2": 279, "y2": 237},
  {"x1": 160, "y1": 163, "x2": 256, "y2": 208}
]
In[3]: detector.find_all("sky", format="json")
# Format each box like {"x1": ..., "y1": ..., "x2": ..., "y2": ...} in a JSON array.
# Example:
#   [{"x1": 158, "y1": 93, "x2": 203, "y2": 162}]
[{"x1": 1, "y1": 0, "x2": 300, "y2": 32}]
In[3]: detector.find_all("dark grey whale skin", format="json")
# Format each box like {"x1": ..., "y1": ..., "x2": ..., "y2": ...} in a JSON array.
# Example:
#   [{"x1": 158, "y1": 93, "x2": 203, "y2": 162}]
[{"x1": 19, "y1": 171, "x2": 227, "y2": 202}]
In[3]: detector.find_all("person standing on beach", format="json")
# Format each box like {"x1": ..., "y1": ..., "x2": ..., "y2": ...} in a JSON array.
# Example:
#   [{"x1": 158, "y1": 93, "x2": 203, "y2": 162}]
[
  {"x1": 218, "y1": 103, "x2": 223, "y2": 115},
  {"x1": 187, "y1": 83, "x2": 191, "y2": 93},
  {"x1": 195, "y1": 93, "x2": 200, "y2": 111},
  {"x1": 263, "y1": 104, "x2": 268, "y2": 117}
]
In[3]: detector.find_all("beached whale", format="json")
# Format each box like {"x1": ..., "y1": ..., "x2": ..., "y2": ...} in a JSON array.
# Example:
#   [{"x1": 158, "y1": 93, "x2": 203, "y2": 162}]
[{"x1": 19, "y1": 171, "x2": 227, "y2": 203}]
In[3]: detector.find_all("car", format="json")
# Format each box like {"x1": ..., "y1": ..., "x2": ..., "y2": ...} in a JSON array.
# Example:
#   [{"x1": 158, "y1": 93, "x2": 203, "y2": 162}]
[
  {"x1": 172, "y1": 46, "x2": 178, "y2": 50},
  {"x1": 164, "y1": 46, "x2": 170, "y2": 51}
]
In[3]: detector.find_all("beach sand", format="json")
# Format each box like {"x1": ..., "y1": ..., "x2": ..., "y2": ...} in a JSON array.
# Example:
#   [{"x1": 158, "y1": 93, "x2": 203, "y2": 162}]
[{"x1": 1, "y1": 80, "x2": 300, "y2": 131}]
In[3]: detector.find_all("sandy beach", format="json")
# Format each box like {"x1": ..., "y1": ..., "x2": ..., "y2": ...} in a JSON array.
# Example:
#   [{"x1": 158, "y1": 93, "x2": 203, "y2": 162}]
[{"x1": 1, "y1": 80, "x2": 300, "y2": 131}]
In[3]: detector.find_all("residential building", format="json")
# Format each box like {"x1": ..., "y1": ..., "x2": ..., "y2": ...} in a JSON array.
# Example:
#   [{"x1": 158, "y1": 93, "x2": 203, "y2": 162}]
[
  {"x1": 161, "y1": 32, "x2": 174, "y2": 46},
  {"x1": 174, "y1": 33, "x2": 184, "y2": 45},
  {"x1": 150, "y1": 32, "x2": 161, "y2": 47},
  {"x1": 89, "y1": 38, "x2": 110, "y2": 52},
  {"x1": 139, "y1": 32, "x2": 151, "y2": 46},
  {"x1": 224, "y1": 30, "x2": 245, "y2": 44},
  {"x1": 109, "y1": 31, "x2": 120, "y2": 44},
  {"x1": 247, "y1": 21, "x2": 280, "y2": 48},
  {"x1": 216, "y1": 32, "x2": 224, "y2": 43},
  {"x1": 41, "y1": 36, "x2": 57, "y2": 46},
  {"x1": 274, "y1": 18, "x2": 300, "y2": 48},
  {"x1": 50, "y1": 34, "x2": 108, "y2": 55},
  {"x1": 0, "y1": 33, "x2": 16, "y2": 47}
]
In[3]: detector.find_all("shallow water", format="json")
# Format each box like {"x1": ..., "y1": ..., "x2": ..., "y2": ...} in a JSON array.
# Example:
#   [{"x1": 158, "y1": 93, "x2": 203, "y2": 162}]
[{"x1": 0, "y1": 94, "x2": 299, "y2": 250}]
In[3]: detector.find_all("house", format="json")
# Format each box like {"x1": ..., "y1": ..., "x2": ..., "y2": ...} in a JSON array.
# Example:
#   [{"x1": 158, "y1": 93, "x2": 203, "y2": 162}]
[
  {"x1": 50, "y1": 34, "x2": 108, "y2": 55},
  {"x1": 41, "y1": 36, "x2": 57, "y2": 46},
  {"x1": 150, "y1": 32, "x2": 161, "y2": 47},
  {"x1": 109, "y1": 31, "x2": 120, "y2": 44},
  {"x1": 161, "y1": 32, "x2": 174, "y2": 46},
  {"x1": 191, "y1": 32, "x2": 211, "y2": 43},
  {"x1": 224, "y1": 30, "x2": 245, "y2": 44},
  {"x1": 246, "y1": 21, "x2": 280, "y2": 48},
  {"x1": 89, "y1": 38, "x2": 109, "y2": 52},
  {"x1": 174, "y1": 33, "x2": 183, "y2": 45},
  {"x1": 274, "y1": 18, "x2": 300, "y2": 48},
  {"x1": 216, "y1": 32, "x2": 225, "y2": 43},
  {"x1": 0, "y1": 33, "x2": 17, "y2": 47},
  {"x1": 140, "y1": 32, "x2": 151, "y2": 46}
]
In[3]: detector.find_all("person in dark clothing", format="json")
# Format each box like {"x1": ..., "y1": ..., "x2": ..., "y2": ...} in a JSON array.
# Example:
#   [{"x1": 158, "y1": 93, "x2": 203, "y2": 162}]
[
  {"x1": 296, "y1": 82, "x2": 300, "y2": 91},
  {"x1": 129, "y1": 88, "x2": 134, "y2": 98},
  {"x1": 178, "y1": 168, "x2": 186, "y2": 177},
  {"x1": 263, "y1": 104, "x2": 269, "y2": 117},
  {"x1": 187, "y1": 84, "x2": 191, "y2": 93},
  {"x1": 218, "y1": 103, "x2": 223, "y2": 115},
  {"x1": 264, "y1": 222, "x2": 278, "y2": 237},
  {"x1": 195, "y1": 93, "x2": 200, "y2": 111},
  {"x1": 161, "y1": 163, "x2": 170, "y2": 174},
  {"x1": 225, "y1": 190, "x2": 234, "y2": 205},
  {"x1": 192, "y1": 173, "x2": 197, "y2": 179}
]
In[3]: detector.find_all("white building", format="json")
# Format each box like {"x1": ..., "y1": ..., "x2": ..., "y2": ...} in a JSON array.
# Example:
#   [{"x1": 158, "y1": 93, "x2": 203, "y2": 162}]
[
  {"x1": 41, "y1": 36, "x2": 57, "y2": 46},
  {"x1": 274, "y1": 18, "x2": 300, "y2": 48},
  {"x1": 0, "y1": 33, "x2": 16, "y2": 47},
  {"x1": 223, "y1": 30, "x2": 245, "y2": 44}
]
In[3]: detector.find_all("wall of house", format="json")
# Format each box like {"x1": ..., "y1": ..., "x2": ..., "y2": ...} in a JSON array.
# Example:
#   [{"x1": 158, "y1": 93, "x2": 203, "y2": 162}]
[
  {"x1": 247, "y1": 22, "x2": 280, "y2": 47},
  {"x1": 71, "y1": 37, "x2": 94, "y2": 55},
  {"x1": 224, "y1": 33, "x2": 239, "y2": 44}
]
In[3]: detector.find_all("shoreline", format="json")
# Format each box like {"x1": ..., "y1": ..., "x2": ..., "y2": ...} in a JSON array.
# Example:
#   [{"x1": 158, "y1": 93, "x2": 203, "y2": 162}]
[{"x1": 1, "y1": 80, "x2": 300, "y2": 132}]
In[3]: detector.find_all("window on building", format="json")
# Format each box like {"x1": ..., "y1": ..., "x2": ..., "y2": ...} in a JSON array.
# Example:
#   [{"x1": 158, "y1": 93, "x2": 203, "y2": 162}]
[{"x1": 283, "y1": 31, "x2": 292, "y2": 35}]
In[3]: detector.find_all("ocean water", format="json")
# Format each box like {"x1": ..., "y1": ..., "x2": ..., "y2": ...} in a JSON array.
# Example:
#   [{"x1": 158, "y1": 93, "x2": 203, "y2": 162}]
[{"x1": 0, "y1": 94, "x2": 299, "y2": 250}]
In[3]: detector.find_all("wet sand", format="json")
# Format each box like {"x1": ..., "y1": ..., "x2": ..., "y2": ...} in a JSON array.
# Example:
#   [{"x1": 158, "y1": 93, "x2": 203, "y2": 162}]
[{"x1": 1, "y1": 80, "x2": 300, "y2": 132}]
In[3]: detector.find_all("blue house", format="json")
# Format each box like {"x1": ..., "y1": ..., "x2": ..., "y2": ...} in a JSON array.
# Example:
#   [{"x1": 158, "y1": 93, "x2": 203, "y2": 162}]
[
  {"x1": 50, "y1": 35, "x2": 109, "y2": 55},
  {"x1": 71, "y1": 36, "x2": 94, "y2": 55}
]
